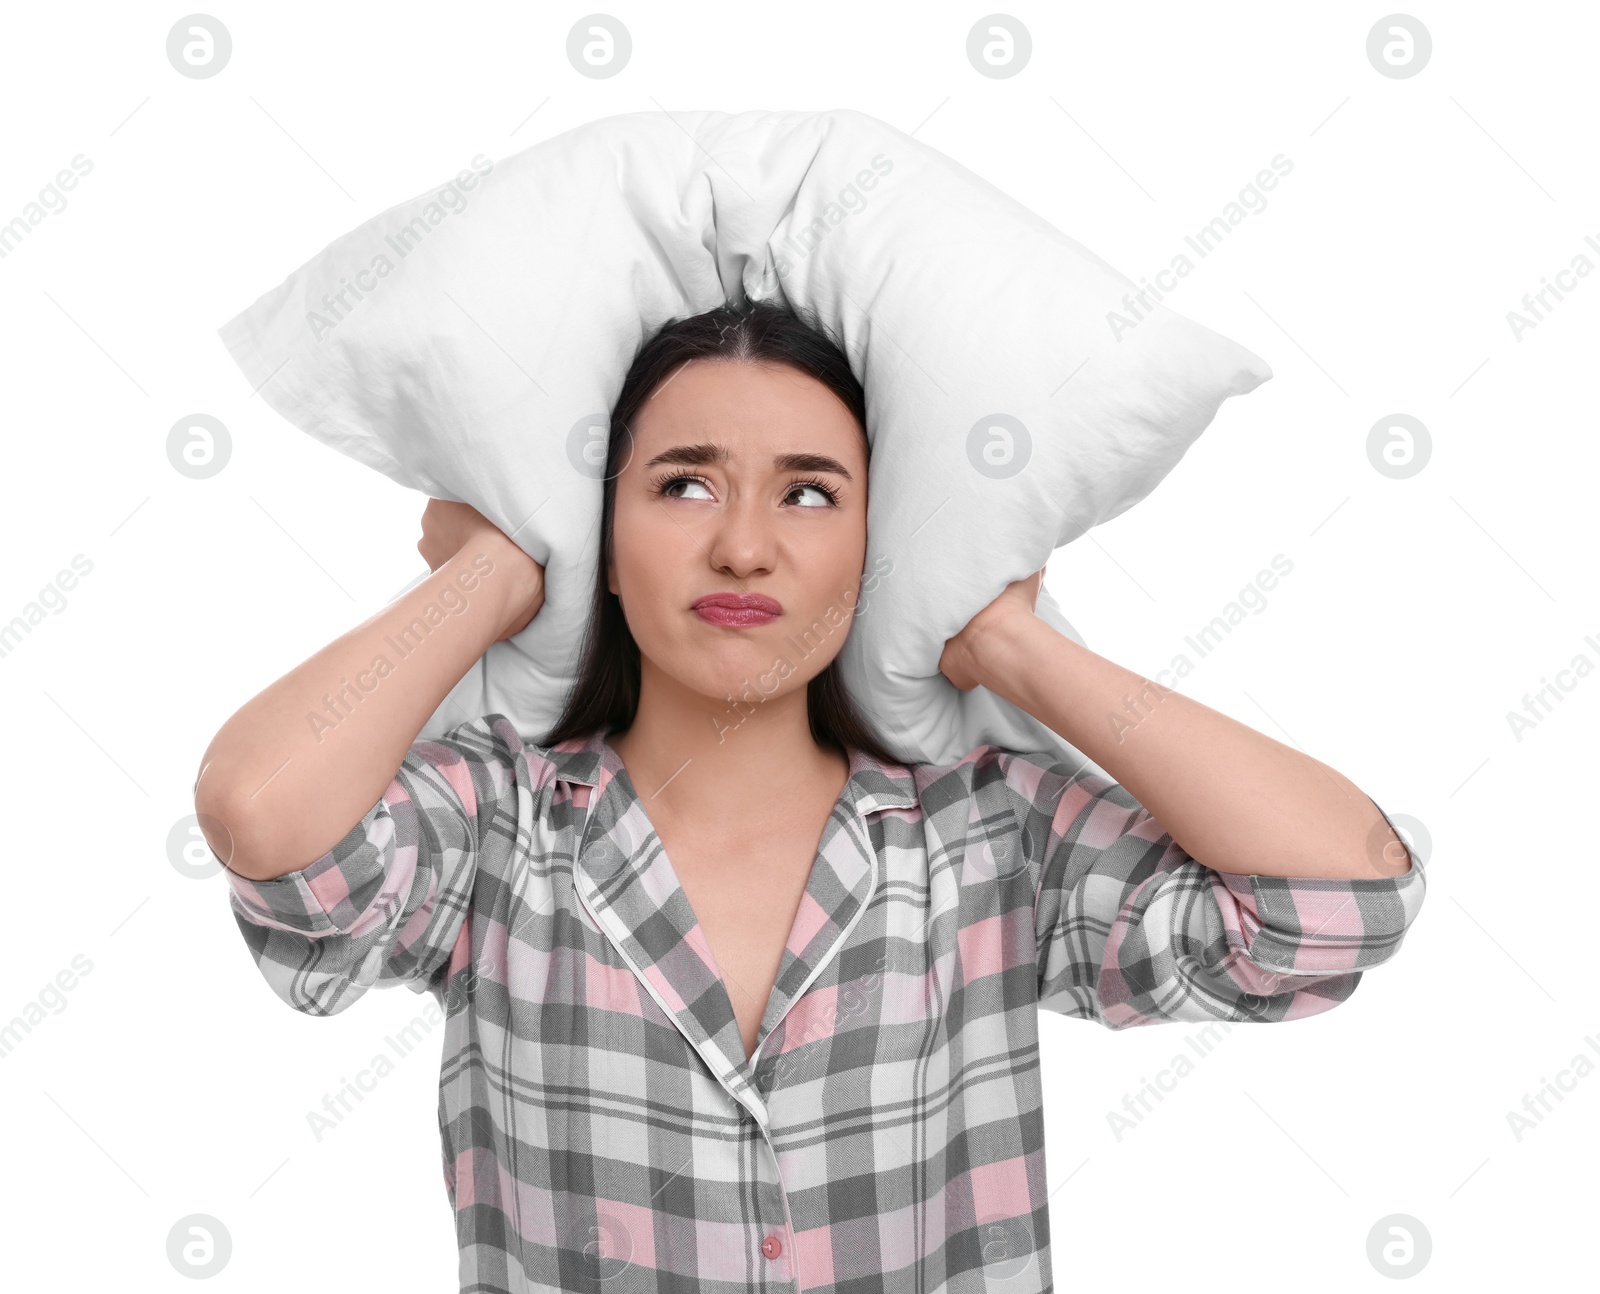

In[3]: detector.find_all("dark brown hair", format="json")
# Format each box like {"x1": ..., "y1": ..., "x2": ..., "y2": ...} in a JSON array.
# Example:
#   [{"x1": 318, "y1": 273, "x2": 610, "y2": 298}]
[{"x1": 540, "y1": 296, "x2": 909, "y2": 766}]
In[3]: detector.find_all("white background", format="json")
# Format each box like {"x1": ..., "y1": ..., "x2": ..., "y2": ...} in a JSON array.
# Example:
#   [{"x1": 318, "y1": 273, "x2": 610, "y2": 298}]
[{"x1": 1, "y1": 1, "x2": 1593, "y2": 1288}]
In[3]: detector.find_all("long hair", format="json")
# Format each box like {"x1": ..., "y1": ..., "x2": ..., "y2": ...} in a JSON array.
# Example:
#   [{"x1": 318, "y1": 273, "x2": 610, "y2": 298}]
[{"x1": 540, "y1": 296, "x2": 910, "y2": 767}]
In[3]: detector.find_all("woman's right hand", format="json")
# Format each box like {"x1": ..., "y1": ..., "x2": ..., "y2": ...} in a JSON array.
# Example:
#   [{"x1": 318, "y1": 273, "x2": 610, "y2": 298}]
[{"x1": 419, "y1": 498, "x2": 545, "y2": 642}]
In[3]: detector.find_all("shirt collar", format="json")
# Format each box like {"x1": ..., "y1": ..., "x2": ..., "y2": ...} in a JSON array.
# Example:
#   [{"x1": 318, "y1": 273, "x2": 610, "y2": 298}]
[
  {"x1": 540, "y1": 727, "x2": 918, "y2": 1112},
  {"x1": 540, "y1": 726, "x2": 919, "y2": 814}
]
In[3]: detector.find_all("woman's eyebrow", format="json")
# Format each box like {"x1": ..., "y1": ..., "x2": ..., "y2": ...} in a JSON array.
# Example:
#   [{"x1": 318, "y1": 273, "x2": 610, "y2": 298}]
[{"x1": 642, "y1": 441, "x2": 853, "y2": 480}]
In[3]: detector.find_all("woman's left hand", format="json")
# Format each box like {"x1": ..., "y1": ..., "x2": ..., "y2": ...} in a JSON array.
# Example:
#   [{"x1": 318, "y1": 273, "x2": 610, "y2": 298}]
[{"x1": 938, "y1": 568, "x2": 1045, "y2": 692}]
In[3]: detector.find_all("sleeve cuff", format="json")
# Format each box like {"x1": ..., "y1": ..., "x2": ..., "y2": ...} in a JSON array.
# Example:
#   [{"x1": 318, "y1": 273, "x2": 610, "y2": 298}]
[
  {"x1": 224, "y1": 806, "x2": 391, "y2": 936},
  {"x1": 1211, "y1": 862, "x2": 1426, "y2": 977}
]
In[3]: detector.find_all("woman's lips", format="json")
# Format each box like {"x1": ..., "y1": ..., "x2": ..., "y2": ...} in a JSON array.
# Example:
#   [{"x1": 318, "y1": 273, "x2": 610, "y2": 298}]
[{"x1": 691, "y1": 593, "x2": 782, "y2": 628}]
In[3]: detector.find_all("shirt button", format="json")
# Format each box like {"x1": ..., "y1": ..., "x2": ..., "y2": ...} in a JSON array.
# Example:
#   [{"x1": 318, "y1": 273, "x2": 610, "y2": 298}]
[{"x1": 761, "y1": 1234, "x2": 783, "y2": 1260}]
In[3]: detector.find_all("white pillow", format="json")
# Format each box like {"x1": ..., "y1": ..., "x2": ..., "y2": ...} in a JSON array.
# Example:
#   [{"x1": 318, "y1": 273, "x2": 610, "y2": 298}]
[{"x1": 218, "y1": 108, "x2": 1271, "y2": 768}]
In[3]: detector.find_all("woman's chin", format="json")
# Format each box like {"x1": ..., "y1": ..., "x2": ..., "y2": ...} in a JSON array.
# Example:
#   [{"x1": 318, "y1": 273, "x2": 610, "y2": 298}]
[{"x1": 677, "y1": 652, "x2": 807, "y2": 707}]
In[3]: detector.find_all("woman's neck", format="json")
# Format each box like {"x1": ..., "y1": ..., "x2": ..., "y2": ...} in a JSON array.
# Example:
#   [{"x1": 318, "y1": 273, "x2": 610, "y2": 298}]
[{"x1": 608, "y1": 687, "x2": 849, "y2": 832}]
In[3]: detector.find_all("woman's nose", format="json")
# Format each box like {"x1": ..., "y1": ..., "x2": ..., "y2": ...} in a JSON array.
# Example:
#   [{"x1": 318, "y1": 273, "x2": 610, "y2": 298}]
[{"x1": 703, "y1": 495, "x2": 778, "y2": 576}]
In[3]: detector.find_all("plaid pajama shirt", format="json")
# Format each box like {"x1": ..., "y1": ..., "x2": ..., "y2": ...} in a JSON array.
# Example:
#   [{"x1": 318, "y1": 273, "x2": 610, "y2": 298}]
[{"x1": 226, "y1": 714, "x2": 1426, "y2": 1293}]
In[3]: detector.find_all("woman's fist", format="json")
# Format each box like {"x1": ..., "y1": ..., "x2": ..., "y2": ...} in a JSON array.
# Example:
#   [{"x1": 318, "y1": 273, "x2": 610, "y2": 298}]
[
  {"x1": 418, "y1": 499, "x2": 545, "y2": 642},
  {"x1": 418, "y1": 498, "x2": 502, "y2": 572},
  {"x1": 938, "y1": 567, "x2": 1044, "y2": 692}
]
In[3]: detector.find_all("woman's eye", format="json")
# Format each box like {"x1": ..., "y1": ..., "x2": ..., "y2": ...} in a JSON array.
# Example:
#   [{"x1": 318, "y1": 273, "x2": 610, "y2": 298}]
[
  {"x1": 660, "y1": 476, "x2": 713, "y2": 501},
  {"x1": 788, "y1": 483, "x2": 838, "y2": 508}
]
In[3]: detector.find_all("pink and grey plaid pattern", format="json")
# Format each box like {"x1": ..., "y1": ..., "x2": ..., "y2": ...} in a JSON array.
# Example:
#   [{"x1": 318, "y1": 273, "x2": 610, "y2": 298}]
[{"x1": 226, "y1": 714, "x2": 1426, "y2": 1292}]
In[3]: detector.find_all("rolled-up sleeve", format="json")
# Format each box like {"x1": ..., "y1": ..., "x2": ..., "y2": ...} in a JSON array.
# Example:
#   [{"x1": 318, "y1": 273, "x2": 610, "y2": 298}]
[
  {"x1": 223, "y1": 715, "x2": 526, "y2": 1017},
  {"x1": 987, "y1": 746, "x2": 1427, "y2": 1029}
]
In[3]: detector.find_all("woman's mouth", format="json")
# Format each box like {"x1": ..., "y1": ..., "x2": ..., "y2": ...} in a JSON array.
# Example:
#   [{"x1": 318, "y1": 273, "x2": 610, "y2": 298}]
[{"x1": 691, "y1": 592, "x2": 783, "y2": 627}]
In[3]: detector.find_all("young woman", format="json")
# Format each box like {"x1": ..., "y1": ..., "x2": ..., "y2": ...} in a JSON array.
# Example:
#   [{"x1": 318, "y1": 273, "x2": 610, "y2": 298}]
[{"x1": 196, "y1": 299, "x2": 1425, "y2": 1293}]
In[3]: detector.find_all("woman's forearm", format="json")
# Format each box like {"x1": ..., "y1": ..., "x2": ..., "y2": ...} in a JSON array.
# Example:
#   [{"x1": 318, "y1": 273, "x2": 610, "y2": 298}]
[
  {"x1": 194, "y1": 531, "x2": 534, "y2": 882},
  {"x1": 969, "y1": 611, "x2": 1410, "y2": 881}
]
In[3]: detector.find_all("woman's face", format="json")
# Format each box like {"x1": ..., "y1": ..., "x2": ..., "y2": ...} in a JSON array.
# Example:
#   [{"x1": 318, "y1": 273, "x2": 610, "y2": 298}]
[{"x1": 607, "y1": 357, "x2": 869, "y2": 713}]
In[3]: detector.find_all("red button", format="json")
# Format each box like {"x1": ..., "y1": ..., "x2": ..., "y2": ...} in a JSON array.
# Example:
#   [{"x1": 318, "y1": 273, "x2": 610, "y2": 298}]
[{"x1": 761, "y1": 1234, "x2": 783, "y2": 1260}]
